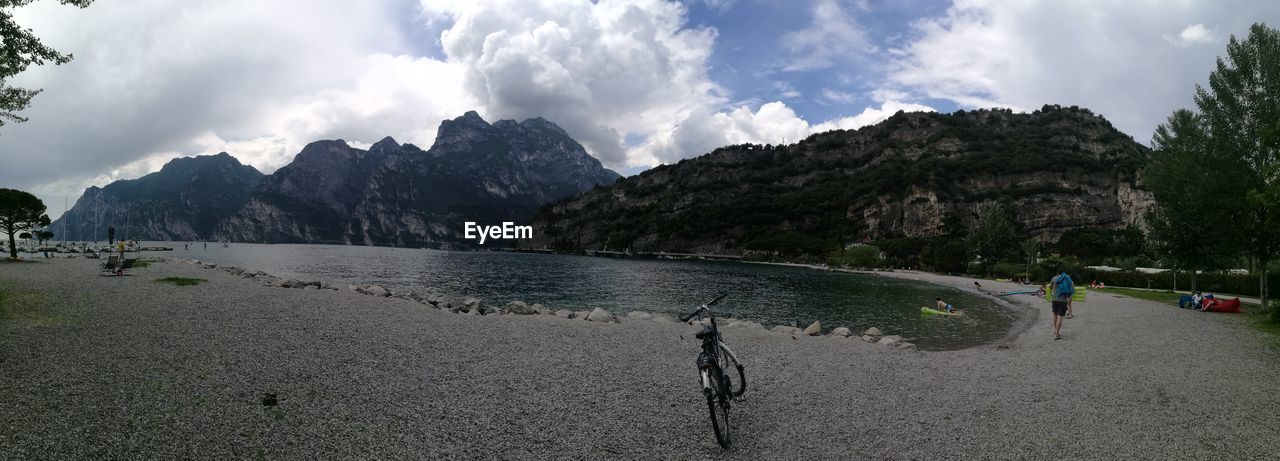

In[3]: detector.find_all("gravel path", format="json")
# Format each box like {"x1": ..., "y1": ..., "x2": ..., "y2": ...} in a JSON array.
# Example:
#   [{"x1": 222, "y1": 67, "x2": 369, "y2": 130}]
[{"x1": 2, "y1": 259, "x2": 1278, "y2": 459}]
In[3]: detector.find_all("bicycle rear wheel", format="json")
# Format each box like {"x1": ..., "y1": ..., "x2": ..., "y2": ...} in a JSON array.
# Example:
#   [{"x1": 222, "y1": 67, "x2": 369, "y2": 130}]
[{"x1": 705, "y1": 369, "x2": 732, "y2": 447}]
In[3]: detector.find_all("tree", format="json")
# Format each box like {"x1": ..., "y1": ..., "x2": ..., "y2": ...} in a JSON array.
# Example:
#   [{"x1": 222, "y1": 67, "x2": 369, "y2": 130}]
[
  {"x1": 1194, "y1": 23, "x2": 1280, "y2": 316},
  {"x1": 0, "y1": 188, "x2": 50, "y2": 258},
  {"x1": 0, "y1": 0, "x2": 94, "y2": 128},
  {"x1": 1143, "y1": 109, "x2": 1244, "y2": 290},
  {"x1": 35, "y1": 229, "x2": 52, "y2": 245},
  {"x1": 1021, "y1": 239, "x2": 1041, "y2": 280},
  {"x1": 967, "y1": 202, "x2": 1018, "y2": 275}
]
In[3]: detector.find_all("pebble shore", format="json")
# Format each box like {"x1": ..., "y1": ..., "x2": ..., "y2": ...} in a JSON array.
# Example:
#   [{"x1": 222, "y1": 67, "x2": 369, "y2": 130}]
[{"x1": 2, "y1": 258, "x2": 1278, "y2": 459}]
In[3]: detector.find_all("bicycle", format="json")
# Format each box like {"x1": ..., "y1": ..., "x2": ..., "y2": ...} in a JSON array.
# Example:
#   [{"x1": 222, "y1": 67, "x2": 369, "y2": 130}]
[{"x1": 678, "y1": 293, "x2": 747, "y2": 448}]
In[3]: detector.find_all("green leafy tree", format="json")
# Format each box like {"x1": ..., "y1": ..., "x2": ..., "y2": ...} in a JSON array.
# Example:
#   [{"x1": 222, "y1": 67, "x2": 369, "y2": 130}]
[
  {"x1": 967, "y1": 203, "x2": 1018, "y2": 275},
  {"x1": 1194, "y1": 23, "x2": 1280, "y2": 316},
  {"x1": 1144, "y1": 109, "x2": 1243, "y2": 290},
  {"x1": 0, "y1": 188, "x2": 50, "y2": 258},
  {"x1": 35, "y1": 229, "x2": 52, "y2": 245},
  {"x1": 1021, "y1": 239, "x2": 1041, "y2": 280},
  {"x1": 0, "y1": 0, "x2": 94, "y2": 127}
]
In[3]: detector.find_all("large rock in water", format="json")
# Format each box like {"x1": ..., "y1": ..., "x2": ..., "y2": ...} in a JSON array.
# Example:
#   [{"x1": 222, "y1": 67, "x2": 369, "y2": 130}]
[
  {"x1": 864, "y1": 327, "x2": 883, "y2": 337},
  {"x1": 586, "y1": 308, "x2": 614, "y2": 323},
  {"x1": 801, "y1": 321, "x2": 822, "y2": 336},
  {"x1": 830, "y1": 327, "x2": 852, "y2": 337}
]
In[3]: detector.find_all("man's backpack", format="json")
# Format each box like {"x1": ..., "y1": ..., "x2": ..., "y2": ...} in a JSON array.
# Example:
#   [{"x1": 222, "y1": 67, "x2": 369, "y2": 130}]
[{"x1": 1056, "y1": 273, "x2": 1075, "y2": 298}]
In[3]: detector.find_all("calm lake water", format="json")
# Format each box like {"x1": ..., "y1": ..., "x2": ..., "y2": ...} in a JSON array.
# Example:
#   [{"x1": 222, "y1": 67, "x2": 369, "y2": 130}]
[{"x1": 135, "y1": 243, "x2": 1017, "y2": 350}]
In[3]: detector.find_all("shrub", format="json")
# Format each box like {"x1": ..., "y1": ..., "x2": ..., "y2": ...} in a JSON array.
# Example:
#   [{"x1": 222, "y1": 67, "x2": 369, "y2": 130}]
[{"x1": 828, "y1": 245, "x2": 883, "y2": 269}]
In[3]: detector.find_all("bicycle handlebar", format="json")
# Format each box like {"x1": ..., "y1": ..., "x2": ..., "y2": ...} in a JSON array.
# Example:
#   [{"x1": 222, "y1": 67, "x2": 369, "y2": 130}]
[
  {"x1": 678, "y1": 293, "x2": 728, "y2": 323},
  {"x1": 678, "y1": 309, "x2": 700, "y2": 323}
]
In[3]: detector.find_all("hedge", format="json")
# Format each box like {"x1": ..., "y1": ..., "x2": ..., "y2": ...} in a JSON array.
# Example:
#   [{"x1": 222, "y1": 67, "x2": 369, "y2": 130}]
[{"x1": 1083, "y1": 270, "x2": 1279, "y2": 297}]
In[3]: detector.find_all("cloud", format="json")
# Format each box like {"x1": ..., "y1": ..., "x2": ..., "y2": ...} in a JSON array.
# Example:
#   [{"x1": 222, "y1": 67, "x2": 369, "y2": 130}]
[
  {"x1": 811, "y1": 100, "x2": 936, "y2": 133},
  {"x1": 2, "y1": 0, "x2": 479, "y2": 215},
  {"x1": 821, "y1": 88, "x2": 859, "y2": 104},
  {"x1": 1165, "y1": 23, "x2": 1216, "y2": 46},
  {"x1": 426, "y1": 0, "x2": 724, "y2": 166},
  {"x1": 781, "y1": 0, "x2": 873, "y2": 71},
  {"x1": 885, "y1": 0, "x2": 1277, "y2": 141}
]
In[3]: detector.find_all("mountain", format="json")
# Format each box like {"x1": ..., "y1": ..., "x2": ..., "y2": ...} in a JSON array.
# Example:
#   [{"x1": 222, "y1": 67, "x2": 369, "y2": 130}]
[
  {"x1": 530, "y1": 106, "x2": 1153, "y2": 256},
  {"x1": 50, "y1": 153, "x2": 264, "y2": 241},
  {"x1": 217, "y1": 111, "x2": 621, "y2": 245}
]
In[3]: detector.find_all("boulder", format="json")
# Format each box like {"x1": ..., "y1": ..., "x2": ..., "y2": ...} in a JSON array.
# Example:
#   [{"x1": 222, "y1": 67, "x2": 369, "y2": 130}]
[
  {"x1": 572, "y1": 310, "x2": 592, "y2": 320},
  {"x1": 555, "y1": 310, "x2": 574, "y2": 319},
  {"x1": 586, "y1": 308, "x2": 614, "y2": 323},
  {"x1": 305, "y1": 281, "x2": 322, "y2": 288},
  {"x1": 361, "y1": 285, "x2": 389, "y2": 297},
  {"x1": 303, "y1": 285, "x2": 318, "y2": 290},
  {"x1": 283, "y1": 279, "x2": 303, "y2": 289},
  {"x1": 877, "y1": 335, "x2": 903, "y2": 346},
  {"x1": 864, "y1": 327, "x2": 883, "y2": 337},
  {"x1": 626, "y1": 311, "x2": 654, "y2": 321},
  {"x1": 830, "y1": 327, "x2": 852, "y2": 337},
  {"x1": 861, "y1": 335, "x2": 877, "y2": 342},
  {"x1": 505, "y1": 301, "x2": 537, "y2": 315},
  {"x1": 896, "y1": 342, "x2": 917, "y2": 351},
  {"x1": 801, "y1": 321, "x2": 822, "y2": 336},
  {"x1": 461, "y1": 297, "x2": 482, "y2": 311},
  {"x1": 532, "y1": 303, "x2": 552, "y2": 315},
  {"x1": 771, "y1": 325, "x2": 802, "y2": 335},
  {"x1": 204, "y1": 263, "x2": 217, "y2": 269},
  {"x1": 345, "y1": 284, "x2": 359, "y2": 291}
]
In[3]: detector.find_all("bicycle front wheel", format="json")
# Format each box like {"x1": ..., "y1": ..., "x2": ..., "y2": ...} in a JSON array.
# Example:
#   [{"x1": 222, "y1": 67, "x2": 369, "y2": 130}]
[{"x1": 706, "y1": 370, "x2": 732, "y2": 447}]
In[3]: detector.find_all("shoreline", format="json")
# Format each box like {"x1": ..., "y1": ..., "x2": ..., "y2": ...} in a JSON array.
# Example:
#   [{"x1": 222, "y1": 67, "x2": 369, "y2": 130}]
[{"x1": 4, "y1": 258, "x2": 1279, "y2": 458}]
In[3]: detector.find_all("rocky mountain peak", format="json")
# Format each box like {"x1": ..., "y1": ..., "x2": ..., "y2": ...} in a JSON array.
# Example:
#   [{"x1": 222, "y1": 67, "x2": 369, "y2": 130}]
[{"x1": 369, "y1": 136, "x2": 400, "y2": 155}]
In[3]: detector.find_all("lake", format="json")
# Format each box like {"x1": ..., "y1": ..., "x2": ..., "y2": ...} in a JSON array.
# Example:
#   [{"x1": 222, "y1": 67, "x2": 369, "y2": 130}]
[{"x1": 135, "y1": 243, "x2": 1017, "y2": 350}]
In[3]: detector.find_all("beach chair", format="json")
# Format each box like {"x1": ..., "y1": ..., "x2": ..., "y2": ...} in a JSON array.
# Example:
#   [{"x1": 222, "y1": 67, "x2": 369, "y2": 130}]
[{"x1": 101, "y1": 255, "x2": 120, "y2": 276}]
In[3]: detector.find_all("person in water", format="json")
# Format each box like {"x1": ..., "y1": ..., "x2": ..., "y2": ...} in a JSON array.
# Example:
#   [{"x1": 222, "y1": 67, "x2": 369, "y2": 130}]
[{"x1": 935, "y1": 297, "x2": 955, "y2": 313}]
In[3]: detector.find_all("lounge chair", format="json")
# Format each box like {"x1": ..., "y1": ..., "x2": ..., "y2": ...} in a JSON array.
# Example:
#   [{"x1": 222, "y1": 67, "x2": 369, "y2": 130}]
[{"x1": 101, "y1": 255, "x2": 120, "y2": 276}]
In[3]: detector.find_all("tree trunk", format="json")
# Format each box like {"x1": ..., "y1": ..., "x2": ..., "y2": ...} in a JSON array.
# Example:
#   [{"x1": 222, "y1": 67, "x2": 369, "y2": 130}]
[
  {"x1": 6, "y1": 229, "x2": 16, "y2": 259},
  {"x1": 1191, "y1": 271, "x2": 1198, "y2": 292}
]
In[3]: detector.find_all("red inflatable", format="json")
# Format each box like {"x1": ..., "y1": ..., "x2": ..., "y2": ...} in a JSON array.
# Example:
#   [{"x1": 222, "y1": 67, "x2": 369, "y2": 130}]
[{"x1": 1201, "y1": 297, "x2": 1242, "y2": 313}]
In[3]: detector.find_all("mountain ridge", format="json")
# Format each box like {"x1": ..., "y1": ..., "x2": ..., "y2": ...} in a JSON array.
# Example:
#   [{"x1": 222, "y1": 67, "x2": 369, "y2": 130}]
[{"x1": 530, "y1": 105, "x2": 1153, "y2": 257}]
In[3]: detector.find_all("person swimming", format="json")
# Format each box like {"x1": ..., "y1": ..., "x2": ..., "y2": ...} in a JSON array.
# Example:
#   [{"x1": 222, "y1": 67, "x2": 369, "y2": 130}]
[{"x1": 935, "y1": 297, "x2": 955, "y2": 313}]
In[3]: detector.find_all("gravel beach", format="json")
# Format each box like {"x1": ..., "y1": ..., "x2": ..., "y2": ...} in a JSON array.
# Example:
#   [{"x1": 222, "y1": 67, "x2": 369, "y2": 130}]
[{"x1": 2, "y1": 259, "x2": 1279, "y2": 459}]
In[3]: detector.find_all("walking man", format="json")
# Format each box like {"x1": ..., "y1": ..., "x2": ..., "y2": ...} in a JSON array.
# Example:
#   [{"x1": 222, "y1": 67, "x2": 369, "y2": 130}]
[{"x1": 1050, "y1": 272, "x2": 1074, "y2": 340}]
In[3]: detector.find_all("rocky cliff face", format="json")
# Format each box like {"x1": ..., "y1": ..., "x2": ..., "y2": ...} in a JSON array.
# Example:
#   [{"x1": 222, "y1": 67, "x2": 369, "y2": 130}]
[
  {"x1": 532, "y1": 106, "x2": 1154, "y2": 254},
  {"x1": 51, "y1": 153, "x2": 264, "y2": 241},
  {"x1": 218, "y1": 112, "x2": 620, "y2": 245}
]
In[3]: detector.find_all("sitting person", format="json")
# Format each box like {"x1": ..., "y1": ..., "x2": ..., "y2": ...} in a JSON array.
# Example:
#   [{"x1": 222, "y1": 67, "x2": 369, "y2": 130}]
[{"x1": 936, "y1": 297, "x2": 956, "y2": 313}]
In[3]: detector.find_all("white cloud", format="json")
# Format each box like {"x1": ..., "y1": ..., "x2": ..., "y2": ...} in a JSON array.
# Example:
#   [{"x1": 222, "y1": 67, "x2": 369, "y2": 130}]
[
  {"x1": 1166, "y1": 23, "x2": 1216, "y2": 46},
  {"x1": 885, "y1": 0, "x2": 1276, "y2": 141},
  {"x1": 781, "y1": 0, "x2": 873, "y2": 71},
  {"x1": 426, "y1": 0, "x2": 724, "y2": 166},
  {"x1": 822, "y1": 88, "x2": 859, "y2": 104},
  {"x1": 774, "y1": 81, "x2": 802, "y2": 99},
  {"x1": 811, "y1": 100, "x2": 936, "y2": 133}
]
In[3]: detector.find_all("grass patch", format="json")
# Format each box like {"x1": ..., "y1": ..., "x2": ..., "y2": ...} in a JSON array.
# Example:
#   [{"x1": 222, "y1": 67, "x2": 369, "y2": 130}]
[
  {"x1": 155, "y1": 277, "x2": 206, "y2": 286},
  {"x1": 0, "y1": 281, "x2": 72, "y2": 326},
  {"x1": 131, "y1": 260, "x2": 151, "y2": 268}
]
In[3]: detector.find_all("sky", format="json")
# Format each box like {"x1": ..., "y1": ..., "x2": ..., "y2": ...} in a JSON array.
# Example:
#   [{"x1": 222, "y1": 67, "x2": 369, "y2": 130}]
[{"x1": 1, "y1": 0, "x2": 1276, "y2": 220}]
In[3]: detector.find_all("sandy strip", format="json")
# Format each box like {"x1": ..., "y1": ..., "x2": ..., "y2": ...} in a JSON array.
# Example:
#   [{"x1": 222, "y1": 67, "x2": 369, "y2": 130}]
[{"x1": 2, "y1": 258, "x2": 1278, "y2": 459}]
